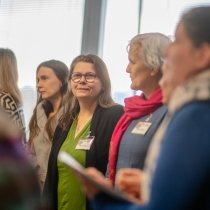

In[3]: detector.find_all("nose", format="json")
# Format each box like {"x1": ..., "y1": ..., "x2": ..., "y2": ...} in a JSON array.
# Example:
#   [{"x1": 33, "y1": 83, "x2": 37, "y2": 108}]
[
  {"x1": 126, "y1": 63, "x2": 130, "y2": 73},
  {"x1": 37, "y1": 80, "x2": 42, "y2": 88},
  {"x1": 79, "y1": 75, "x2": 86, "y2": 83}
]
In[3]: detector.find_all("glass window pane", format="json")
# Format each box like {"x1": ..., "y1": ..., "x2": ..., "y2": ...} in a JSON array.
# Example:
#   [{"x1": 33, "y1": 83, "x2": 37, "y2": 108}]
[
  {"x1": 101, "y1": 0, "x2": 140, "y2": 105},
  {"x1": 140, "y1": 0, "x2": 210, "y2": 36},
  {"x1": 0, "y1": 0, "x2": 85, "y2": 129}
]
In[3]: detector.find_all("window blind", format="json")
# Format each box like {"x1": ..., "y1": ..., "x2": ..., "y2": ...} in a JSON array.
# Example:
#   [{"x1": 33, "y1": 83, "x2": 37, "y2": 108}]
[{"x1": 0, "y1": 0, "x2": 85, "y2": 132}]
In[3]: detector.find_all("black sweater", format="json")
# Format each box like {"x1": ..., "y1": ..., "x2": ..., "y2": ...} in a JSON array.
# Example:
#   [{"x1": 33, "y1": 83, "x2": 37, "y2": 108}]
[{"x1": 43, "y1": 104, "x2": 124, "y2": 210}]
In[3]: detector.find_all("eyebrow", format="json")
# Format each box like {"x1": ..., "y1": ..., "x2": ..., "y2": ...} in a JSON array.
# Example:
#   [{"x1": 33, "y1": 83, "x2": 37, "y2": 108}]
[
  {"x1": 37, "y1": 74, "x2": 50, "y2": 78},
  {"x1": 73, "y1": 72, "x2": 95, "y2": 74}
]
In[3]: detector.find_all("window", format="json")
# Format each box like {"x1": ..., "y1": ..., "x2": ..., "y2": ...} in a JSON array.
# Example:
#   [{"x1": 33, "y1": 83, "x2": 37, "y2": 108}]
[
  {"x1": 101, "y1": 0, "x2": 210, "y2": 105},
  {"x1": 101, "y1": 0, "x2": 140, "y2": 105},
  {"x1": 0, "y1": 0, "x2": 85, "y2": 128},
  {"x1": 140, "y1": 0, "x2": 210, "y2": 36},
  {"x1": 2, "y1": 0, "x2": 210, "y2": 127}
]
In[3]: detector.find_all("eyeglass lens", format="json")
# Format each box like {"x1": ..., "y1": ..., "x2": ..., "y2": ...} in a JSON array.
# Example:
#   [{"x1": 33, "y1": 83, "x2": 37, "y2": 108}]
[{"x1": 71, "y1": 73, "x2": 97, "y2": 83}]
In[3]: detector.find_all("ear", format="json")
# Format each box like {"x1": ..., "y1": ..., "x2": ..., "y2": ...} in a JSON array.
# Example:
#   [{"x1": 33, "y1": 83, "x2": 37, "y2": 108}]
[
  {"x1": 150, "y1": 68, "x2": 159, "y2": 76},
  {"x1": 195, "y1": 43, "x2": 210, "y2": 70}
]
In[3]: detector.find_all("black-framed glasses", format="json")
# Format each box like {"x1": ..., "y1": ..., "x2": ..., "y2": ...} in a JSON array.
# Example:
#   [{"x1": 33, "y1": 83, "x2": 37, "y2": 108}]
[{"x1": 70, "y1": 72, "x2": 97, "y2": 83}]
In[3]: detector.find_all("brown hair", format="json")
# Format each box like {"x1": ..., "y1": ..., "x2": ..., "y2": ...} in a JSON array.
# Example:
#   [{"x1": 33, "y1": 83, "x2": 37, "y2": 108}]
[
  {"x1": 181, "y1": 6, "x2": 210, "y2": 47},
  {"x1": 28, "y1": 60, "x2": 69, "y2": 148},
  {"x1": 59, "y1": 54, "x2": 116, "y2": 130}
]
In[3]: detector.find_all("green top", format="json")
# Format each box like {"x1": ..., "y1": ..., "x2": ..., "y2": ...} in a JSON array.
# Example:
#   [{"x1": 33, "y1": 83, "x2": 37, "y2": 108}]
[{"x1": 57, "y1": 117, "x2": 91, "y2": 210}]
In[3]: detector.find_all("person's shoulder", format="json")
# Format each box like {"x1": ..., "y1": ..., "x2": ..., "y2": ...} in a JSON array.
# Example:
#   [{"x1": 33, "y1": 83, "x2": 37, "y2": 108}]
[
  {"x1": 103, "y1": 104, "x2": 124, "y2": 110},
  {"x1": 177, "y1": 100, "x2": 210, "y2": 117},
  {"x1": 165, "y1": 100, "x2": 210, "y2": 150},
  {"x1": 0, "y1": 91, "x2": 18, "y2": 111},
  {"x1": 36, "y1": 102, "x2": 46, "y2": 117},
  {"x1": 0, "y1": 91, "x2": 14, "y2": 100},
  {"x1": 36, "y1": 102, "x2": 44, "y2": 110},
  {"x1": 170, "y1": 100, "x2": 210, "y2": 128},
  {"x1": 101, "y1": 104, "x2": 124, "y2": 114},
  {"x1": 155, "y1": 104, "x2": 168, "y2": 114}
]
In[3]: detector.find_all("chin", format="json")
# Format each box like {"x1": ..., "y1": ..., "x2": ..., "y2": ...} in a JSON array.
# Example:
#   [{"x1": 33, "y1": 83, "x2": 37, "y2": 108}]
[
  {"x1": 41, "y1": 95, "x2": 54, "y2": 102},
  {"x1": 130, "y1": 85, "x2": 138, "y2": 91},
  {"x1": 76, "y1": 95, "x2": 90, "y2": 100},
  {"x1": 41, "y1": 96, "x2": 47, "y2": 100}
]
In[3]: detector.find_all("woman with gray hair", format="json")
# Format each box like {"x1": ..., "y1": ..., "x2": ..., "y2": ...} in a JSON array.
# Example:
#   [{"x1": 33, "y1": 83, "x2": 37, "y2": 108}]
[{"x1": 108, "y1": 32, "x2": 171, "y2": 185}]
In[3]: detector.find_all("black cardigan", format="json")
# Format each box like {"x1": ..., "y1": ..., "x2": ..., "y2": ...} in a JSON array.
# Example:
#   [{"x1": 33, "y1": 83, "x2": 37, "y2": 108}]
[{"x1": 43, "y1": 104, "x2": 124, "y2": 210}]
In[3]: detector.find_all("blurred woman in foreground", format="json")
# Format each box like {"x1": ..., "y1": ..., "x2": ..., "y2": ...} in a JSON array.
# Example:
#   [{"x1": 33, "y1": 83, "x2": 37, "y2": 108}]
[
  {"x1": 77, "y1": 6, "x2": 210, "y2": 210},
  {"x1": 0, "y1": 108, "x2": 44, "y2": 209}
]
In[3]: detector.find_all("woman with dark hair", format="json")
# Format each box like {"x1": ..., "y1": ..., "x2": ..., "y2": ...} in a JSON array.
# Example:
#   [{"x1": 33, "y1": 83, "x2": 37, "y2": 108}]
[
  {"x1": 78, "y1": 6, "x2": 210, "y2": 210},
  {"x1": 43, "y1": 54, "x2": 124, "y2": 210},
  {"x1": 27, "y1": 60, "x2": 69, "y2": 190}
]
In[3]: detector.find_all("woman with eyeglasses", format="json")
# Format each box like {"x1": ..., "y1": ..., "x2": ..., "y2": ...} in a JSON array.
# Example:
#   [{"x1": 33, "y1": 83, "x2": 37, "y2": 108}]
[{"x1": 43, "y1": 54, "x2": 124, "y2": 210}]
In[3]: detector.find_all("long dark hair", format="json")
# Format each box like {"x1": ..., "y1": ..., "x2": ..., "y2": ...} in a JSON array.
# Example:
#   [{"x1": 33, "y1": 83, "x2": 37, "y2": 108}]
[
  {"x1": 181, "y1": 6, "x2": 210, "y2": 47},
  {"x1": 28, "y1": 60, "x2": 69, "y2": 147}
]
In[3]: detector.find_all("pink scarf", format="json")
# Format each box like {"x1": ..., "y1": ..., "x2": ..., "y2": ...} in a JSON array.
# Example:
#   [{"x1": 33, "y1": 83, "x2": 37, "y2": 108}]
[{"x1": 108, "y1": 88, "x2": 163, "y2": 185}]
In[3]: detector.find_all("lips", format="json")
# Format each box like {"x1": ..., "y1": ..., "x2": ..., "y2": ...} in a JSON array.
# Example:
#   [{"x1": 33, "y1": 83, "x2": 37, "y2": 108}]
[
  {"x1": 39, "y1": 91, "x2": 45, "y2": 94},
  {"x1": 77, "y1": 88, "x2": 89, "y2": 91}
]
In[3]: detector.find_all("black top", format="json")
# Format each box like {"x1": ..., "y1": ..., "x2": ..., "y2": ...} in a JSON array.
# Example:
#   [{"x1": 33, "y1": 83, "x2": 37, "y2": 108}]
[{"x1": 43, "y1": 104, "x2": 124, "y2": 210}]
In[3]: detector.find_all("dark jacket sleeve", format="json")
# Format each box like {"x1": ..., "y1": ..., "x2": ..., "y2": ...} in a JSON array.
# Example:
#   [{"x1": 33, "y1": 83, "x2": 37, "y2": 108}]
[
  {"x1": 87, "y1": 104, "x2": 124, "y2": 175},
  {"x1": 43, "y1": 123, "x2": 72, "y2": 210}
]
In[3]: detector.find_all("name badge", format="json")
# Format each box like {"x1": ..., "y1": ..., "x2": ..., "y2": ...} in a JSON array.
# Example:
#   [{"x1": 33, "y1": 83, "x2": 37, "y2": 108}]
[
  {"x1": 75, "y1": 133, "x2": 95, "y2": 150},
  {"x1": 131, "y1": 121, "x2": 152, "y2": 135}
]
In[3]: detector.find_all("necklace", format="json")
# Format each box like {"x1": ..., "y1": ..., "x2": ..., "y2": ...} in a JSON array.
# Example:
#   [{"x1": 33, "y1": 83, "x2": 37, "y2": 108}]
[{"x1": 75, "y1": 117, "x2": 92, "y2": 133}]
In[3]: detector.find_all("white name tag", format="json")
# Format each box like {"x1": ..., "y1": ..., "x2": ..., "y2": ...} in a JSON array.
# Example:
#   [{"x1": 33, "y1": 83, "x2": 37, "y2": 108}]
[
  {"x1": 131, "y1": 121, "x2": 152, "y2": 135},
  {"x1": 75, "y1": 136, "x2": 95, "y2": 150}
]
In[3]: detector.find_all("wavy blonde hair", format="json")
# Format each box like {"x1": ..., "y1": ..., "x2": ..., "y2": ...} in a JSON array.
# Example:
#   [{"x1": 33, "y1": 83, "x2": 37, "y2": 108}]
[{"x1": 0, "y1": 48, "x2": 23, "y2": 105}]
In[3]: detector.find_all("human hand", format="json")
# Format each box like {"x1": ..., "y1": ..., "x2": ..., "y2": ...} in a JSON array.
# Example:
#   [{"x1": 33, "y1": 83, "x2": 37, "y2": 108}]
[
  {"x1": 115, "y1": 168, "x2": 143, "y2": 203},
  {"x1": 73, "y1": 167, "x2": 112, "y2": 199}
]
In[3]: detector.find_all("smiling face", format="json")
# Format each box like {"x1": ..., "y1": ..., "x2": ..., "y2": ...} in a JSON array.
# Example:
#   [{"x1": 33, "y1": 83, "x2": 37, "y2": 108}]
[
  {"x1": 70, "y1": 62, "x2": 103, "y2": 102},
  {"x1": 37, "y1": 66, "x2": 62, "y2": 102},
  {"x1": 126, "y1": 43, "x2": 153, "y2": 91}
]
